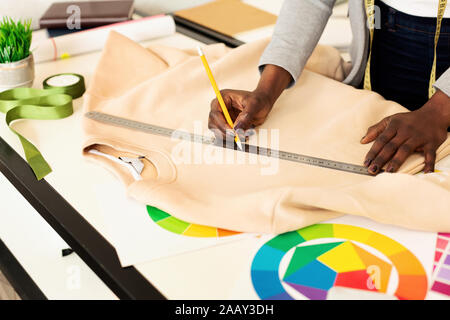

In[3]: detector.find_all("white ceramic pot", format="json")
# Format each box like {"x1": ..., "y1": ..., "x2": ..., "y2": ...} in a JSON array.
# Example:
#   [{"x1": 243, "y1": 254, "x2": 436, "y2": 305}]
[{"x1": 0, "y1": 53, "x2": 35, "y2": 92}]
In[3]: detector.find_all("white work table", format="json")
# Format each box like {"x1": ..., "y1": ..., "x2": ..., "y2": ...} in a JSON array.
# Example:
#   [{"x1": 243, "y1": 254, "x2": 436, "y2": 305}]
[{"x1": 1, "y1": 3, "x2": 449, "y2": 300}]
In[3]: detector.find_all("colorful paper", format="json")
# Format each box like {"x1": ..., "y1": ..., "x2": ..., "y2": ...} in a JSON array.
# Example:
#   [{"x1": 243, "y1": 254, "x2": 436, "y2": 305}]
[
  {"x1": 94, "y1": 183, "x2": 248, "y2": 267},
  {"x1": 147, "y1": 206, "x2": 240, "y2": 238},
  {"x1": 230, "y1": 216, "x2": 435, "y2": 300},
  {"x1": 430, "y1": 232, "x2": 450, "y2": 297}
]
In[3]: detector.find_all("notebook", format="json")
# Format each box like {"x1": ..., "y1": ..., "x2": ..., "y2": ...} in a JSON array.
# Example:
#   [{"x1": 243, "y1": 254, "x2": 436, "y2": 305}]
[
  {"x1": 175, "y1": 0, "x2": 277, "y2": 37},
  {"x1": 39, "y1": 0, "x2": 134, "y2": 29}
]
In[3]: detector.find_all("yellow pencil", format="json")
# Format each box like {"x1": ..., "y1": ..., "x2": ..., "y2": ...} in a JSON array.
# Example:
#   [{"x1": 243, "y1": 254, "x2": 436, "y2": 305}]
[{"x1": 197, "y1": 46, "x2": 243, "y2": 150}]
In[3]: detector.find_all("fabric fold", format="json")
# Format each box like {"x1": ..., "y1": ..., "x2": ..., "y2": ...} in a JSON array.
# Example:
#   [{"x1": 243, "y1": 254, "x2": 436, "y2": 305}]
[{"x1": 82, "y1": 31, "x2": 450, "y2": 233}]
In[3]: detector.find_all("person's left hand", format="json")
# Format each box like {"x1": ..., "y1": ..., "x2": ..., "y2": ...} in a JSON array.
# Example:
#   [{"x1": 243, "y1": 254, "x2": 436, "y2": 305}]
[{"x1": 361, "y1": 90, "x2": 450, "y2": 175}]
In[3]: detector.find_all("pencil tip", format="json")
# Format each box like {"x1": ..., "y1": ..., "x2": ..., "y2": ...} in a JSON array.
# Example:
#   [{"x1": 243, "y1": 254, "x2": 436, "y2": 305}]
[{"x1": 236, "y1": 140, "x2": 243, "y2": 151}]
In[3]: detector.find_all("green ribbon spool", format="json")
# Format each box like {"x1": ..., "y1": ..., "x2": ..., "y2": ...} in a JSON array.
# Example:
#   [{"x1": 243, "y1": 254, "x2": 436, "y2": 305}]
[{"x1": 0, "y1": 73, "x2": 85, "y2": 180}]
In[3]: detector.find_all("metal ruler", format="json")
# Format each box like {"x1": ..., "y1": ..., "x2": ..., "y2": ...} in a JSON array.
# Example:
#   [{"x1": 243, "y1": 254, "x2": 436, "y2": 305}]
[{"x1": 85, "y1": 111, "x2": 371, "y2": 176}]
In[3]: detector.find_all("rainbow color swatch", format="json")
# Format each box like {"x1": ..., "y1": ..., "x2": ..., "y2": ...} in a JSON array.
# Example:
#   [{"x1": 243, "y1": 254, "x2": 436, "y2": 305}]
[
  {"x1": 251, "y1": 224, "x2": 428, "y2": 300},
  {"x1": 147, "y1": 206, "x2": 240, "y2": 238}
]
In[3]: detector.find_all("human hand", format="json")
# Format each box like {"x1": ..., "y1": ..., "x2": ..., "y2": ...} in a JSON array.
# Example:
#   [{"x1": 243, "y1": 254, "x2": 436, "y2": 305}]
[
  {"x1": 208, "y1": 89, "x2": 274, "y2": 141},
  {"x1": 208, "y1": 64, "x2": 292, "y2": 142},
  {"x1": 361, "y1": 90, "x2": 450, "y2": 174}
]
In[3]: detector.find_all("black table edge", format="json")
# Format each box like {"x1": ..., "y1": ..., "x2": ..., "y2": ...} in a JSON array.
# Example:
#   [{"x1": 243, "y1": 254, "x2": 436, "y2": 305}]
[
  {"x1": 0, "y1": 239, "x2": 46, "y2": 300},
  {"x1": 172, "y1": 14, "x2": 245, "y2": 48},
  {"x1": 0, "y1": 137, "x2": 165, "y2": 299}
]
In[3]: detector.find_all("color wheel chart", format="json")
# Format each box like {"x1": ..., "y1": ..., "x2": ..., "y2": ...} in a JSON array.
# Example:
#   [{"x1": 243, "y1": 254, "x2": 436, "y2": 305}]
[
  {"x1": 251, "y1": 223, "x2": 428, "y2": 300},
  {"x1": 431, "y1": 232, "x2": 450, "y2": 297},
  {"x1": 147, "y1": 206, "x2": 240, "y2": 238}
]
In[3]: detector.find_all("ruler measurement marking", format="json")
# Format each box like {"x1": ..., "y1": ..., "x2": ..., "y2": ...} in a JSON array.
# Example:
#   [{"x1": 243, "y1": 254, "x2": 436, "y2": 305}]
[{"x1": 85, "y1": 111, "x2": 370, "y2": 176}]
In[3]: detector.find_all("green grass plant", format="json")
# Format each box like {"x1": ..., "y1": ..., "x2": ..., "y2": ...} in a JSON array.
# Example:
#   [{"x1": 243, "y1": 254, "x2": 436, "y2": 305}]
[{"x1": 0, "y1": 17, "x2": 32, "y2": 63}]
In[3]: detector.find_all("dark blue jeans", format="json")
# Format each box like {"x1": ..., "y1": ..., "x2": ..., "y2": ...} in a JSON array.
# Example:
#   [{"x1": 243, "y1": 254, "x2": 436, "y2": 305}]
[{"x1": 367, "y1": 0, "x2": 450, "y2": 111}]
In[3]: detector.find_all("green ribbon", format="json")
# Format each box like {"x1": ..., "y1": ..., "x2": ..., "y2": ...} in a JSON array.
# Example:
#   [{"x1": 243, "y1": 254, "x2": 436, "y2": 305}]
[{"x1": 0, "y1": 73, "x2": 85, "y2": 180}]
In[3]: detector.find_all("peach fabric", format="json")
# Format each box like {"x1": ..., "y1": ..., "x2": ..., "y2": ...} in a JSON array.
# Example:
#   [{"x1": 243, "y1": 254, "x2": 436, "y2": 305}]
[{"x1": 82, "y1": 32, "x2": 450, "y2": 233}]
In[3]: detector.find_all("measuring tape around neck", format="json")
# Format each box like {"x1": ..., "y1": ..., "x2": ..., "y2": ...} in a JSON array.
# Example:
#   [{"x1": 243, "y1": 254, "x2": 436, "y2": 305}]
[
  {"x1": 429, "y1": 0, "x2": 448, "y2": 97},
  {"x1": 364, "y1": 0, "x2": 448, "y2": 99}
]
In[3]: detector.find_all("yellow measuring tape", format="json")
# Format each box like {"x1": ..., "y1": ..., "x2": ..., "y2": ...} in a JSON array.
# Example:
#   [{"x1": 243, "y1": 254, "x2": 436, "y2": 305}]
[{"x1": 364, "y1": 0, "x2": 448, "y2": 98}]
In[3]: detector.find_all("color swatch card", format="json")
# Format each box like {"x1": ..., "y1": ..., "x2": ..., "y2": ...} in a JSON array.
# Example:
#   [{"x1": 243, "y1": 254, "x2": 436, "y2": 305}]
[
  {"x1": 230, "y1": 215, "x2": 436, "y2": 300},
  {"x1": 94, "y1": 182, "x2": 250, "y2": 267},
  {"x1": 430, "y1": 232, "x2": 450, "y2": 297},
  {"x1": 425, "y1": 159, "x2": 450, "y2": 298}
]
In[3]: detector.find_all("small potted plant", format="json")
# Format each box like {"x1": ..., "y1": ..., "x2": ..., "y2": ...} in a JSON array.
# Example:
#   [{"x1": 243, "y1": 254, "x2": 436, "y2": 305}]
[{"x1": 0, "y1": 17, "x2": 33, "y2": 92}]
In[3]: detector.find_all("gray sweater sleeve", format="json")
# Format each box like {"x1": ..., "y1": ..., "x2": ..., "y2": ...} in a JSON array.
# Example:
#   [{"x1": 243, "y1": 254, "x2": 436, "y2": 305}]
[
  {"x1": 259, "y1": 0, "x2": 336, "y2": 88},
  {"x1": 434, "y1": 68, "x2": 450, "y2": 97}
]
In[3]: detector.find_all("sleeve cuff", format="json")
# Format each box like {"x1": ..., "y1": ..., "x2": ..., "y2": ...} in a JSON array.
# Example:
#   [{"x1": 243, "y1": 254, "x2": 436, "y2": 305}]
[{"x1": 434, "y1": 68, "x2": 450, "y2": 97}]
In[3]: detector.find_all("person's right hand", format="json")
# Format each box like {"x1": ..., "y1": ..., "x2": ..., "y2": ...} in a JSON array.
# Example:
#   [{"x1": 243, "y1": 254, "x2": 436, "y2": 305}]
[
  {"x1": 207, "y1": 64, "x2": 293, "y2": 142},
  {"x1": 208, "y1": 89, "x2": 274, "y2": 141}
]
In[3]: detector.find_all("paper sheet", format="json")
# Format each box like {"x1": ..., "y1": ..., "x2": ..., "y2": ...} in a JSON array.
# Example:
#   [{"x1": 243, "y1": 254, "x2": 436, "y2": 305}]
[
  {"x1": 32, "y1": 15, "x2": 176, "y2": 63},
  {"x1": 94, "y1": 181, "x2": 250, "y2": 267},
  {"x1": 429, "y1": 232, "x2": 450, "y2": 298},
  {"x1": 229, "y1": 215, "x2": 437, "y2": 300},
  {"x1": 427, "y1": 163, "x2": 450, "y2": 299}
]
